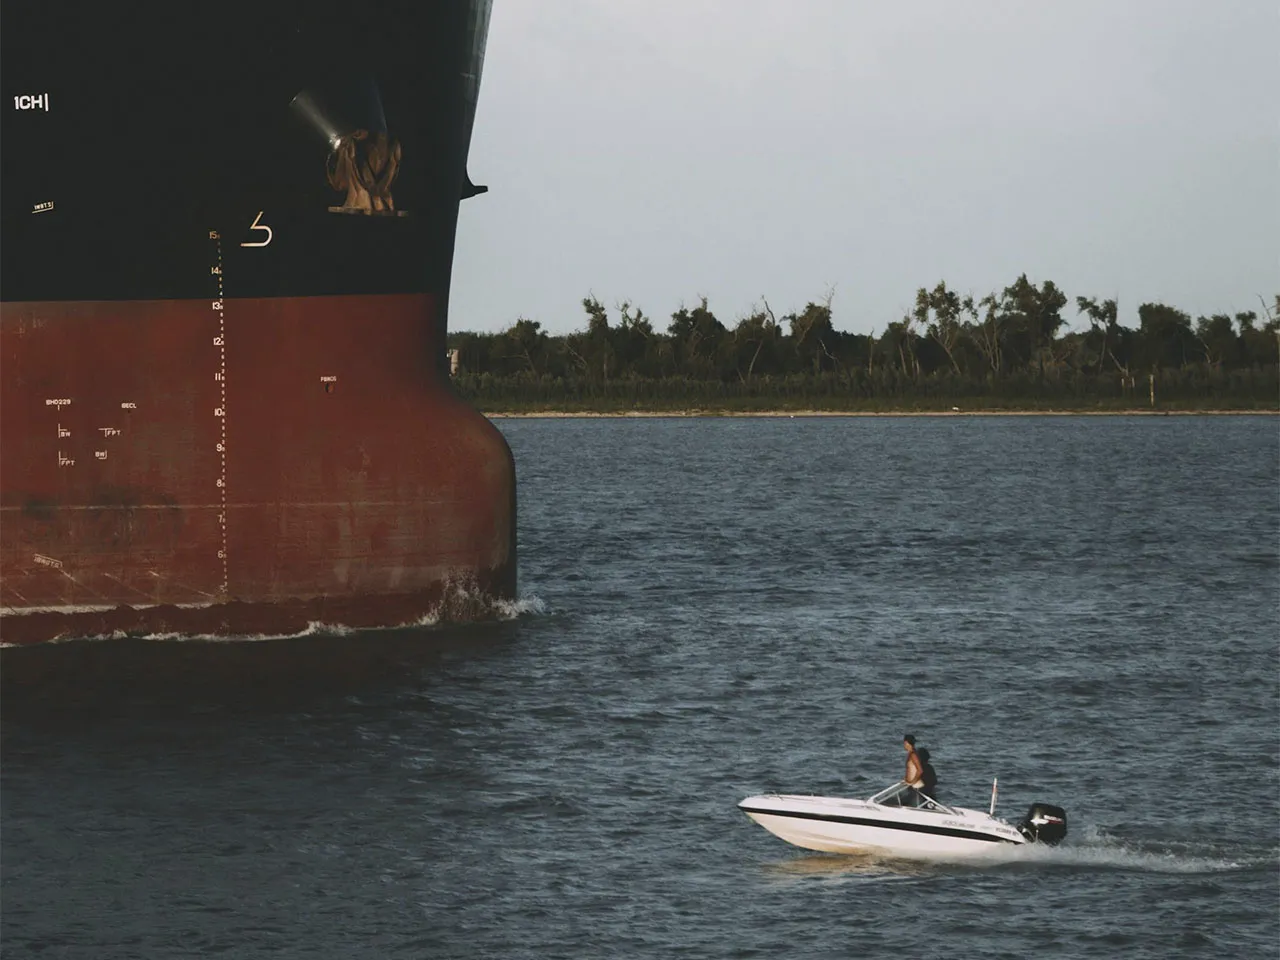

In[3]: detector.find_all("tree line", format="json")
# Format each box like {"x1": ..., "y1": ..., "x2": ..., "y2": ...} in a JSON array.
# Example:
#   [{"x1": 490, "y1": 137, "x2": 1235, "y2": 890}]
[{"x1": 447, "y1": 276, "x2": 1280, "y2": 411}]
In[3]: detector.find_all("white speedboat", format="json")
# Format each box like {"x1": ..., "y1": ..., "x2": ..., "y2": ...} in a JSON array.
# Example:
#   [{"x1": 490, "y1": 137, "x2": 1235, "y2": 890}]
[{"x1": 739, "y1": 781, "x2": 1066, "y2": 859}]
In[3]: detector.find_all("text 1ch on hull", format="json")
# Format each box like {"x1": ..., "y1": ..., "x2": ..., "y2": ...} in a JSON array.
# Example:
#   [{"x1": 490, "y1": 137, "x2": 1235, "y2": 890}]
[{"x1": 0, "y1": 1, "x2": 517, "y2": 644}]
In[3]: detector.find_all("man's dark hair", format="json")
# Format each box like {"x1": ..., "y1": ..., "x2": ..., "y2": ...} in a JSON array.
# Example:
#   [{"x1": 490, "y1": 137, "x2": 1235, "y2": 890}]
[{"x1": 903, "y1": 733, "x2": 916, "y2": 746}]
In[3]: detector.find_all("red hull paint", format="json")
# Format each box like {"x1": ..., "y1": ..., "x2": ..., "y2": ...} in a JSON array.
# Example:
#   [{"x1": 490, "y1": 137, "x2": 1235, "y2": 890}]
[{"x1": 0, "y1": 294, "x2": 516, "y2": 644}]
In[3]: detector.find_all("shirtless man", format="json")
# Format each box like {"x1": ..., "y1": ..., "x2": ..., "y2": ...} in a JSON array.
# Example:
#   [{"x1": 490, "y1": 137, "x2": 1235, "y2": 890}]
[{"x1": 902, "y1": 734, "x2": 924, "y2": 806}]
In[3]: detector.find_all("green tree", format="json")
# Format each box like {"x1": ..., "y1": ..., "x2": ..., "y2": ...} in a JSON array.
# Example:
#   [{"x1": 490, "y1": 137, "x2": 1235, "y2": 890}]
[
  {"x1": 880, "y1": 315, "x2": 921, "y2": 379},
  {"x1": 916, "y1": 281, "x2": 975, "y2": 376},
  {"x1": 1075, "y1": 296, "x2": 1120, "y2": 374},
  {"x1": 447, "y1": 282, "x2": 1278, "y2": 412},
  {"x1": 787, "y1": 295, "x2": 838, "y2": 374},
  {"x1": 993, "y1": 274, "x2": 1068, "y2": 374},
  {"x1": 1194, "y1": 313, "x2": 1237, "y2": 367},
  {"x1": 971, "y1": 294, "x2": 1005, "y2": 376},
  {"x1": 504, "y1": 317, "x2": 548, "y2": 376},
  {"x1": 668, "y1": 297, "x2": 727, "y2": 378},
  {"x1": 732, "y1": 299, "x2": 784, "y2": 382},
  {"x1": 572, "y1": 295, "x2": 615, "y2": 380},
  {"x1": 1237, "y1": 303, "x2": 1280, "y2": 366},
  {"x1": 615, "y1": 300, "x2": 659, "y2": 377},
  {"x1": 1137, "y1": 302, "x2": 1195, "y2": 369}
]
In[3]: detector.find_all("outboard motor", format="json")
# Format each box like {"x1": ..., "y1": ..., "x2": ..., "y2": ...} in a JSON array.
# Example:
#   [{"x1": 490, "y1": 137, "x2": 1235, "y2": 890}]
[{"x1": 1016, "y1": 803, "x2": 1068, "y2": 845}]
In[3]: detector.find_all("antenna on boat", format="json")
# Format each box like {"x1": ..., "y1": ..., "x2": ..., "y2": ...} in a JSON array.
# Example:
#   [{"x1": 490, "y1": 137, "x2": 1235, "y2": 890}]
[{"x1": 989, "y1": 777, "x2": 998, "y2": 816}]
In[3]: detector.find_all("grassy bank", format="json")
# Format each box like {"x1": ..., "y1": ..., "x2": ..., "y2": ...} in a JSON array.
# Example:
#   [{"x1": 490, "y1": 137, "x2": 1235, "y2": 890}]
[
  {"x1": 482, "y1": 407, "x2": 1277, "y2": 418},
  {"x1": 451, "y1": 370, "x2": 1278, "y2": 416},
  {"x1": 456, "y1": 392, "x2": 1278, "y2": 417}
]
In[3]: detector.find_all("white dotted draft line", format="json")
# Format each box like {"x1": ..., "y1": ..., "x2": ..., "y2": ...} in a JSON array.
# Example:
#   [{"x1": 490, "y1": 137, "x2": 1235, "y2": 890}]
[{"x1": 213, "y1": 235, "x2": 229, "y2": 597}]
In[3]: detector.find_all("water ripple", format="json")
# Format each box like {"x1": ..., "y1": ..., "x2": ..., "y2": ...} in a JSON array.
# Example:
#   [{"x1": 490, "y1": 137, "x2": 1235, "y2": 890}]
[{"x1": 3, "y1": 416, "x2": 1278, "y2": 959}]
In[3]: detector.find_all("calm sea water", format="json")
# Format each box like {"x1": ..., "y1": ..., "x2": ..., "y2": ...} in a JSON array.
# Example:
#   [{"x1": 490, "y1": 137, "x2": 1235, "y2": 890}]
[{"x1": 3, "y1": 415, "x2": 1278, "y2": 959}]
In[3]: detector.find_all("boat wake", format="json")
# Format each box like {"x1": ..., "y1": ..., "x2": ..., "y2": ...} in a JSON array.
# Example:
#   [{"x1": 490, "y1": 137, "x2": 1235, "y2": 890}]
[
  {"x1": 767, "y1": 824, "x2": 1269, "y2": 879},
  {"x1": 987, "y1": 823, "x2": 1266, "y2": 875}
]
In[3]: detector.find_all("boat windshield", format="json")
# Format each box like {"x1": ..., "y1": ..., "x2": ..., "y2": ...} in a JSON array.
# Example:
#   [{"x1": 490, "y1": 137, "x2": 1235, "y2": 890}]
[{"x1": 868, "y1": 781, "x2": 957, "y2": 815}]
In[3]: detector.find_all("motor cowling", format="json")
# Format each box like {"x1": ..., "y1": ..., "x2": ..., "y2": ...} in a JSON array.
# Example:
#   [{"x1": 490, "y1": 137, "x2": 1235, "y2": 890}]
[{"x1": 1017, "y1": 803, "x2": 1067, "y2": 845}]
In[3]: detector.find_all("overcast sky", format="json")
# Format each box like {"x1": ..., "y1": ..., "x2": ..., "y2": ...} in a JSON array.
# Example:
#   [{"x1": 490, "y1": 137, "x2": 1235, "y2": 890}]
[{"x1": 450, "y1": 0, "x2": 1277, "y2": 336}]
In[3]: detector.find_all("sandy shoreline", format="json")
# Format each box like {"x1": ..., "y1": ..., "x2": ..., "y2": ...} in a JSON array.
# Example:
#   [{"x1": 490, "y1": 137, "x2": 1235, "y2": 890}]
[{"x1": 484, "y1": 408, "x2": 1276, "y2": 419}]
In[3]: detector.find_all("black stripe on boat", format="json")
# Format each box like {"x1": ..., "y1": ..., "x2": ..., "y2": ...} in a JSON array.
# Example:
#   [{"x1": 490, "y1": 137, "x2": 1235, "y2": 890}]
[{"x1": 739, "y1": 806, "x2": 1019, "y2": 844}]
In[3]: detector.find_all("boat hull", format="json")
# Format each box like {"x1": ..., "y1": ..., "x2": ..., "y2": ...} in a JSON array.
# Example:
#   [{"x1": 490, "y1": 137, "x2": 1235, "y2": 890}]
[
  {"x1": 1, "y1": 294, "x2": 515, "y2": 644},
  {"x1": 740, "y1": 795, "x2": 1025, "y2": 859},
  {"x1": 0, "y1": 2, "x2": 513, "y2": 644}
]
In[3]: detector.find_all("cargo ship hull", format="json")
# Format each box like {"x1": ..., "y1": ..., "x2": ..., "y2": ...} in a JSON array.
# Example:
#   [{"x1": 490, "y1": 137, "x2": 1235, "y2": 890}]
[{"x1": 1, "y1": 2, "x2": 515, "y2": 644}]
